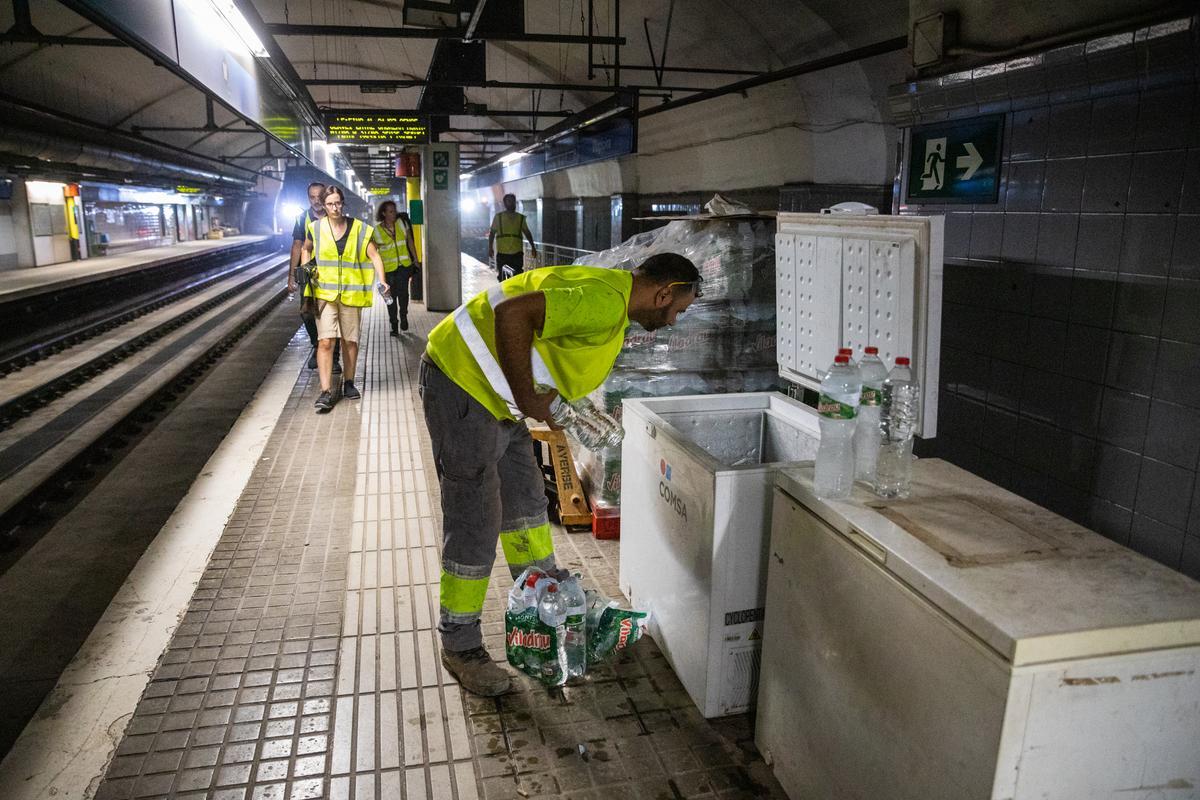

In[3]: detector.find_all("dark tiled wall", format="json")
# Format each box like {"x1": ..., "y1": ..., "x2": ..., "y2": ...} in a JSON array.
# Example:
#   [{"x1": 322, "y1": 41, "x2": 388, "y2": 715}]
[{"x1": 907, "y1": 80, "x2": 1200, "y2": 578}]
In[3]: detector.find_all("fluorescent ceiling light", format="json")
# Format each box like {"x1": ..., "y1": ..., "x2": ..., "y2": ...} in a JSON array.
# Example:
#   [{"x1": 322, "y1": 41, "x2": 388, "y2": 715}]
[
  {"x1": 499, "y1": 152, "x2": 526, "y2": 165},
  {"x1": 206, "y1": 0, "x2": 268, "y2": 57},
  {"x1": 327, "y1": 143, "x2": 341, "y2": 153}
]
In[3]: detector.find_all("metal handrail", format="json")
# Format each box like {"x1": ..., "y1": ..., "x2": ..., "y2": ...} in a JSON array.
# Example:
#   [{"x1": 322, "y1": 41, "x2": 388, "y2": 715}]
[{"x1": 526, "y1": 240, "x2": 595, "y2": 266}]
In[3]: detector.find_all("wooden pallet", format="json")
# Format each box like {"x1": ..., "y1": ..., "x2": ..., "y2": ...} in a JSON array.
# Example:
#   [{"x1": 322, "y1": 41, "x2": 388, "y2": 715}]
[{"x1": 530, "y1": 428, "x2": 593, "y2": 528}]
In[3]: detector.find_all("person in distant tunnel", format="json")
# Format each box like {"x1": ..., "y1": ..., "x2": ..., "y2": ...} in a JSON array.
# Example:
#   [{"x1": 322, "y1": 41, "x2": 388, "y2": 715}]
[
  {"x1": 488, "y1": 193, "x2": 537, "y2": 281},
  {"x1": 373, "y1": 200, "x2": 420, "y2": 336}
]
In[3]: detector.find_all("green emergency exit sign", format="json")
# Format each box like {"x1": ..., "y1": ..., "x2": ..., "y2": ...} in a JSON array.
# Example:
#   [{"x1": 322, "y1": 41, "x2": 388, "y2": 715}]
[{"x1": 906, "y1": 115, "x2": 1003, "y2": 204}]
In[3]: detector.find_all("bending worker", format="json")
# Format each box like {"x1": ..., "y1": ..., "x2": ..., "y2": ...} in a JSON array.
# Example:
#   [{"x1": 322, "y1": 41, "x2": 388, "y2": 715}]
[
  {"x1": 487, "y1": 193, "x2": 537, "y2": 281},
  {"x1": 419, "y1": 253, "x2": 702, "y2": 695},
  {"x1": 301, "y1": 187, "x2": 390, "y2": 413}
]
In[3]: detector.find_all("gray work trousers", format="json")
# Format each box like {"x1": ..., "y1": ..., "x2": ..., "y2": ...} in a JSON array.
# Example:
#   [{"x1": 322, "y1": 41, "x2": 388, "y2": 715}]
[{"x1": 418, "y1": 356, "x2": 554, "y2": 652}]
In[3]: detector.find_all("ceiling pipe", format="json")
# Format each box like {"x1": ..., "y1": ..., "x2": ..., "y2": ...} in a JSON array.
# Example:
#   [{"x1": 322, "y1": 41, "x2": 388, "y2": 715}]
[
  {"x1": 0, "y1": 99, "x2": 257, "y2": 187},
  {"x1": 265, "y1": 23, "x2": 624, "y2": 45},
  {"x1": 640, "y1": 36, "x2": 908, "y2": 117}
]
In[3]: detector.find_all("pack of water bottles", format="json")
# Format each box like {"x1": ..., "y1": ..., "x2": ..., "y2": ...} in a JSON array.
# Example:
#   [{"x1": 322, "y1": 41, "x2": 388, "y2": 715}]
[
  {"x1": 505, "y1": 567, "x2": 648, "y2": 686},
  {"x1": 814, "y1": 347, "x2": 920, "y2": 500}
]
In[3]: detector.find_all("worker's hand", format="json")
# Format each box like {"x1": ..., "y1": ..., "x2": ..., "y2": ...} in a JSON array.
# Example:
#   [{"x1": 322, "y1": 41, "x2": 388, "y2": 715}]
[
  {"x1": 378, "y1": 282, "x2": 392, "y2": 298},
  {"x1": 287, "y1": 280, "x2": 296, "y2": 295},
  {"x1": 520, "y1": 385, "x2": 559, "y2": 426},
  {"x1": 531, "y1": 249, "x2": 538, "y2": 259}
]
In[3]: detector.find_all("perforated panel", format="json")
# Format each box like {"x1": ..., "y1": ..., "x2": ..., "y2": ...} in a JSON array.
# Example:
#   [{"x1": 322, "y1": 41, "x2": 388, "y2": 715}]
[
  {"x1": 775, "y1": 233, "x2": 797, "y2": 375},
  {"x1": 721, "y1": 644, "x2": 762, "y2": 715},
  {"x1": 869, "y1": 239, "x2": 914, "y2": 365},
  {"x1": 843, "y1": 238, "x2": 870, "y2": 354}
]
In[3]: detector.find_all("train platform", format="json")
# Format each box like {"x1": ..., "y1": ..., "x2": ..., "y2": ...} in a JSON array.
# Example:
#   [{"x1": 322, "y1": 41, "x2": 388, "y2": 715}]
[
  {"x1": 0, "y1": 258, "x2": 786, "y2": 800},
  {"x1": 0, "y1": 236, "x2": 272, "y2": 303}
]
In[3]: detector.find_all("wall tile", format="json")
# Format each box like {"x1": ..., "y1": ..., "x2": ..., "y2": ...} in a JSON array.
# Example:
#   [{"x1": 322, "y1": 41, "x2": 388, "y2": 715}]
[
  {"x1": 944, "y1": 212, "x2": 972, "y2": 259},
  {"x1": 1008, "y1": 106, "x2": 1049, "y2": 161},
  {"x1": 1023, "y1": 317, "x2": 1068, "y2": 371},
  {"x1": 1045, "y1": 478, "x2": 1091, "y2": 523},
  {"x1": 1161, "y1": 278, "x2": 1200, "y2": 343},
  {"x1": 1129, "y1": 513, "x2": 1185, "y2": 568},
  {"x1": 1064, "y1": 323, "x2": 1110, "y2": 384},
  {"x1": 1154, "y1": 340, "x2": 1200, "y2": 409},
  {"x1": 1190, "y1": 477, "x2": 1200, "y2": 538},
  {"x1": 1099, "y1": 388, "x2": 1150, "y2": 450},
  {"x1": 1092, "y1": 444, "x2": 1141, "y2": 507},
  {"x1": 1180, "y1": 151, "x2": 1200, "y2": 214},
  {"x1": 1005, "y1": 161, "x2": 1046, "y2": 211},
  {"x1": 1001, "y1": 214, "x2": 1040, "y2": 262},
  {"x1": 1118, "y1": 214, "x2": 1175, "y2": 276},
  {"x1": 993, "y1": 263, "x2": 1033, "y2": 314},
  {"x1": 1105, "y1": 332, "x2": 1158, "y2": 394},
  {"x1": 1181, "y1": 537, "x2": 1200, "y2": 582},
  {"x1": 983, "y1": 406, "x2": 1019, "y2": 459},
  {"x1": 1016, "y1": 418, "x2": 1067, "y2": 474},
  {"x1": 1112, "y1": 277, "x2": 1166, "y2": 336},
  {"x1": 1081, "y1": 154, "x2": 1132, "y2": 212},
  {"x1": 1035, "y1": 213, "x2": 1079, "y2": 267},
  {"x1": 1169, "y1": 215, "x2": 1200, "y2": 280},
  {"x1": 1069, "y1": 272, "x2": 1117, "y2": 327},
  {"x1": 1020, "y1": 367, "x2": 1060, "y2": 426},
  {"x1": 1134, "y1": 458, "x2": 1194, "y2": 529},
  {"x1": 1088, "y1": 93, "x2": 1139, "y2": 155},
  {"x1": 1030, "y1": 267, "x2": 1073, "y2": 320},
  {"x1": 1042, "y1": 158, "x2": 1087, "y2": 211},
  {"x1": 1089, "y1": 498, "x2": 1133, "y2": 544},
  {"x1": 1135, "y1": 85, "x2": 1195, "y2": 152},
  {"x1": 987, "y1": 358, "x2": 1024, "y2": 411},
  {"x1": 1047, "y1": 100, "x2": 1092, "y2": 158},
  {"x1": 1062, "y1": 376, "x2": 1103, "y2": 438},
  {"x1": 969, "y1": 213, "x2": 1003, "y2": 260},
  {"x1": 1074, "y1": 213, "x2": 1124, "y2": 272},
  {"x1": 1126, "y1": 151, "x2": 1185, "y2": 213},
  {"x1": 1144, "y1": 400, "x2": 1200, "y2": 470}
]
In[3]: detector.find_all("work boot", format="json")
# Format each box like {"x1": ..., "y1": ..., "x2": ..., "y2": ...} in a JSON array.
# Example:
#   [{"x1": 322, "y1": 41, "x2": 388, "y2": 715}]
[
  {"x1": 389, "y1": 323, "x2": 399, "y2": 338},
  {"x1": 342, "y1": 380, "x2": 361, "y2": 400},
  {"x1": 441, "y1": 646, "x2": 511, "y2": 696},
  {"x1": 314, "y1": 391, "x2": 334, "y2": 413},
  {"x1": 400, "y1": 314, "x2": 409, "y2": 331}
]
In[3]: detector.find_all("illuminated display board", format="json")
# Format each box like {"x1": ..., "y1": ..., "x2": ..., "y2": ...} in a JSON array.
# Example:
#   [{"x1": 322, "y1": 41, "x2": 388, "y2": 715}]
[{"x1": 325, "y1": 113, "x2": 429, "y2": 144}]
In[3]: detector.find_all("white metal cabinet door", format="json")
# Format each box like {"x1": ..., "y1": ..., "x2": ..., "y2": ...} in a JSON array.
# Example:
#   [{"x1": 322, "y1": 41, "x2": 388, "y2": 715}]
[{"x1": 757, "y1": 489, "x2": 1010, "y2": 800}]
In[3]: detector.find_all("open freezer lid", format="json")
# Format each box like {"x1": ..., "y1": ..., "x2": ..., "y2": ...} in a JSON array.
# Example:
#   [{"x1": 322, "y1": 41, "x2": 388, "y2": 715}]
[
  {"x1": 775, "y1": 459, "x2": 1200, "y2": 666},
  {"x1": 774, "y1": 212, "x2": 943, "y2": 437}
]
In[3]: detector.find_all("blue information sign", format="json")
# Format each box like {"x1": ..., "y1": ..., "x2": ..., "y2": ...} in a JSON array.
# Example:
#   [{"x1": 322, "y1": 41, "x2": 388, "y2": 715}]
[{"x1": 906, "y1": 115, "x2": 1003, "y2": 204}]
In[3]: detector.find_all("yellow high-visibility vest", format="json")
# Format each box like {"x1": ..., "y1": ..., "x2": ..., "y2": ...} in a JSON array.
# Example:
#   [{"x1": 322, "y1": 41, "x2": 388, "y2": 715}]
[
  {"x1": 372, "y1": 223, "x2": 412, "y2": 272},
  {"x1": 308, "y1": 216, "x2": 375, "y2": 307},
  {"x1": 492, "y1": 211, "x2": 525, "y2": 255},
  {"x1": 426, "y1": 266, "x2": 632, "y2": 421}
]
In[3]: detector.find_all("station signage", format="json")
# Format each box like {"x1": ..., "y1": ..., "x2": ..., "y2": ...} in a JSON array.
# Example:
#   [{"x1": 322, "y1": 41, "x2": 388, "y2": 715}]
[
  {"x1": 905, "y1": 115, "x2": 1003, "y2": 204},
  {"x1": 175, "y1": 185, "x2": 203, "y2": 194},
  {"x1": 325, "y1": 113, "x2": 429, "y2": 145}
]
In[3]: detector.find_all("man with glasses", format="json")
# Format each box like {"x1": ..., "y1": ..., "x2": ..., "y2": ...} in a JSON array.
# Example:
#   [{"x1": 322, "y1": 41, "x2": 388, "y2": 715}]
[
  {"x1": 418, "y1": 253, "x2": 701, "y2": 696},
  {"x1": 287, "y1": 181, "x2": 341, "y2": 372}
]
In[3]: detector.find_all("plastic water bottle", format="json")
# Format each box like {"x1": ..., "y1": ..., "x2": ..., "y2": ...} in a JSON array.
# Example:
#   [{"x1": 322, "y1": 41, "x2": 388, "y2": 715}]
[
  {"x1": 537, "y1": 584, "x2": 567, "y2": 682},
  {"x1": 560, "y1": 575, "x2": 588, "y2": 678},
  {"x1": 377, "y1": 282, "x2": 394, "y2": 305},
  {"x1": 875, "y1": 357, "x2": 920, "y2": 499},
  {"x1": 854, "y1": 347, "x2": 888, "y2": 483},
  {"x1": 546, "y1": 394, "x2": 624, "y2": 449},
  {"x1": 814, "y1": 354, "x2": 861, "y2": 499}
]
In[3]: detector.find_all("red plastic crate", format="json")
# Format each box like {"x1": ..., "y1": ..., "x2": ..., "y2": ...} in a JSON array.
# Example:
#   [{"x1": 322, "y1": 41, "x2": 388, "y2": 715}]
[{"x1": 591, "y1": 501, "x2": 620, "y2": 540}]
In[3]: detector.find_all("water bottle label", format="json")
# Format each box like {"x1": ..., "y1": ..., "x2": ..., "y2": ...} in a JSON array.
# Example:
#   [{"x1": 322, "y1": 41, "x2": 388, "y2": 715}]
[
  {"x1": 818, "y1": 394, "x2": 857, "y2": 420},
  {"x1": 860, "y1": 387, "x2": 880, "y2": 406}
]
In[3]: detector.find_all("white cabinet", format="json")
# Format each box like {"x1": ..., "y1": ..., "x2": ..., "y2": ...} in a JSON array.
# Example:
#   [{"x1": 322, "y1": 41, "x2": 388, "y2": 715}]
[{"x1": 758, "y1": 460, "x2": 1200, "y2": 800}]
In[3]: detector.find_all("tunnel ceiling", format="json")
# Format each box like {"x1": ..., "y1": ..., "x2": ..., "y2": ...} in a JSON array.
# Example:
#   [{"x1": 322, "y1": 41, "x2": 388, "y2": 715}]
[{"x1": 0, "y1": 0, "x2": 907, "y2": 188}]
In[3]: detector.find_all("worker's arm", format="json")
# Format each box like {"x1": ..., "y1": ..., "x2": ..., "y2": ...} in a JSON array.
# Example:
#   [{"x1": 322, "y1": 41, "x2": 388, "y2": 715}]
[
  {"x1": 522, "y1": 220, "x2": 538, "y2": 259},
  {"x1": 365, "y1": 241, "x2": 390, "y2": 296},
  {"x1": 405, "y1": 227, "x2": 420, "y2": 269},
  {"x1": 487, "y1": 220, "x2": 496, "y2": 259},
  {"x1": 494, "y1": 291, "x2": 557, "y2": 422},
  {"x1": 288, "y1": 239, "x2": 302, "y2": 294},
  {"x1": 300, "y1": 236, "x2": 314, "y2": 267}
]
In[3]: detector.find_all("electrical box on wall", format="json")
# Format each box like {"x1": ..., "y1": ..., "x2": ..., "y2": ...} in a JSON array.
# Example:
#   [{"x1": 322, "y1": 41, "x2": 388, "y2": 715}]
[{"x1": 775, "y1": 212, "x2": 943, "y2": 437}]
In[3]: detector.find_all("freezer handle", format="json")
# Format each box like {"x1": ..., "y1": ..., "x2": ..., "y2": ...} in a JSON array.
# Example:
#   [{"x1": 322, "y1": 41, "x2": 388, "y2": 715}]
[{"x1": 847, "y1": 526, "x2": 886, "y2": 564}]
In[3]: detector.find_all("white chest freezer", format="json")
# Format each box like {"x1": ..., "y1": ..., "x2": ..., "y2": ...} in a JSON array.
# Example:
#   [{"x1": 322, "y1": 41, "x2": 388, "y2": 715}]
[
  {"x1": 758, "y1": 459, "x2": 1200, "y2": 800},
  {"x1": 620, "y1": 392, "x2": 820, "y2": 717}
]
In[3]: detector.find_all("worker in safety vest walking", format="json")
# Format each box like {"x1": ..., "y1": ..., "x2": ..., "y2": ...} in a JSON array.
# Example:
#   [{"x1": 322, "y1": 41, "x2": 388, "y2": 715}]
[
  {"x1": 419, "y1": 253, "x2": 702, "y2": 695},
  {"x1": 301, "y1": 187, "x2": 390, "y2": 413},
  {"x1": 488, "y1": 193, "x2": 537, "y2": 281},
  {"x1": 373, "y1": 200, "x2": 420, "y2": 336}
]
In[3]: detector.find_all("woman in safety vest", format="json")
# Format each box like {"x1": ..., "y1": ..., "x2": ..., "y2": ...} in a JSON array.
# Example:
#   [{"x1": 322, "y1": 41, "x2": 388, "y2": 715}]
[
  {"x1": 300, "y1": 186, "x2": 390, "y2": 413},
  {"x1": 373, "y1": 200, "x2": 421, "y2": 336}
]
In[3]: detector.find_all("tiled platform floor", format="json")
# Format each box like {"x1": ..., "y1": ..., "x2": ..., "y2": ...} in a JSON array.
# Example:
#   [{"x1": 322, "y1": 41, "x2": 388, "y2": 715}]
[{"x1": 92, "y1": 263, "x2": 787, "y2": 800}]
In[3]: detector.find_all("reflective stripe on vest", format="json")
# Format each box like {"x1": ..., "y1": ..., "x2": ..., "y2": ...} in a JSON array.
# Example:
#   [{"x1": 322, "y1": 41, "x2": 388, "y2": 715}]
[
  {"x1": 313, "y1": 218, "x2": 374, "y2": 306},
  {"x1": 373, "y1": 224, "x2": 412, "y2": 272},
  {"x1": 451, "y1": 284, "x2": 555, "y2": 417}
]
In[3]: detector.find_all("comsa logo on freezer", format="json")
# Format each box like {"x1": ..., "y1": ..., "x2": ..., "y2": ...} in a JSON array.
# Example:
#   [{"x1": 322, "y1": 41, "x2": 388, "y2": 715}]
[
  {"x1": 658, "y1": 460, "x2": 687, "y2": 522},
  {"x1": 506, "y1": 629, "x2": 551, "y2": 650}
]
